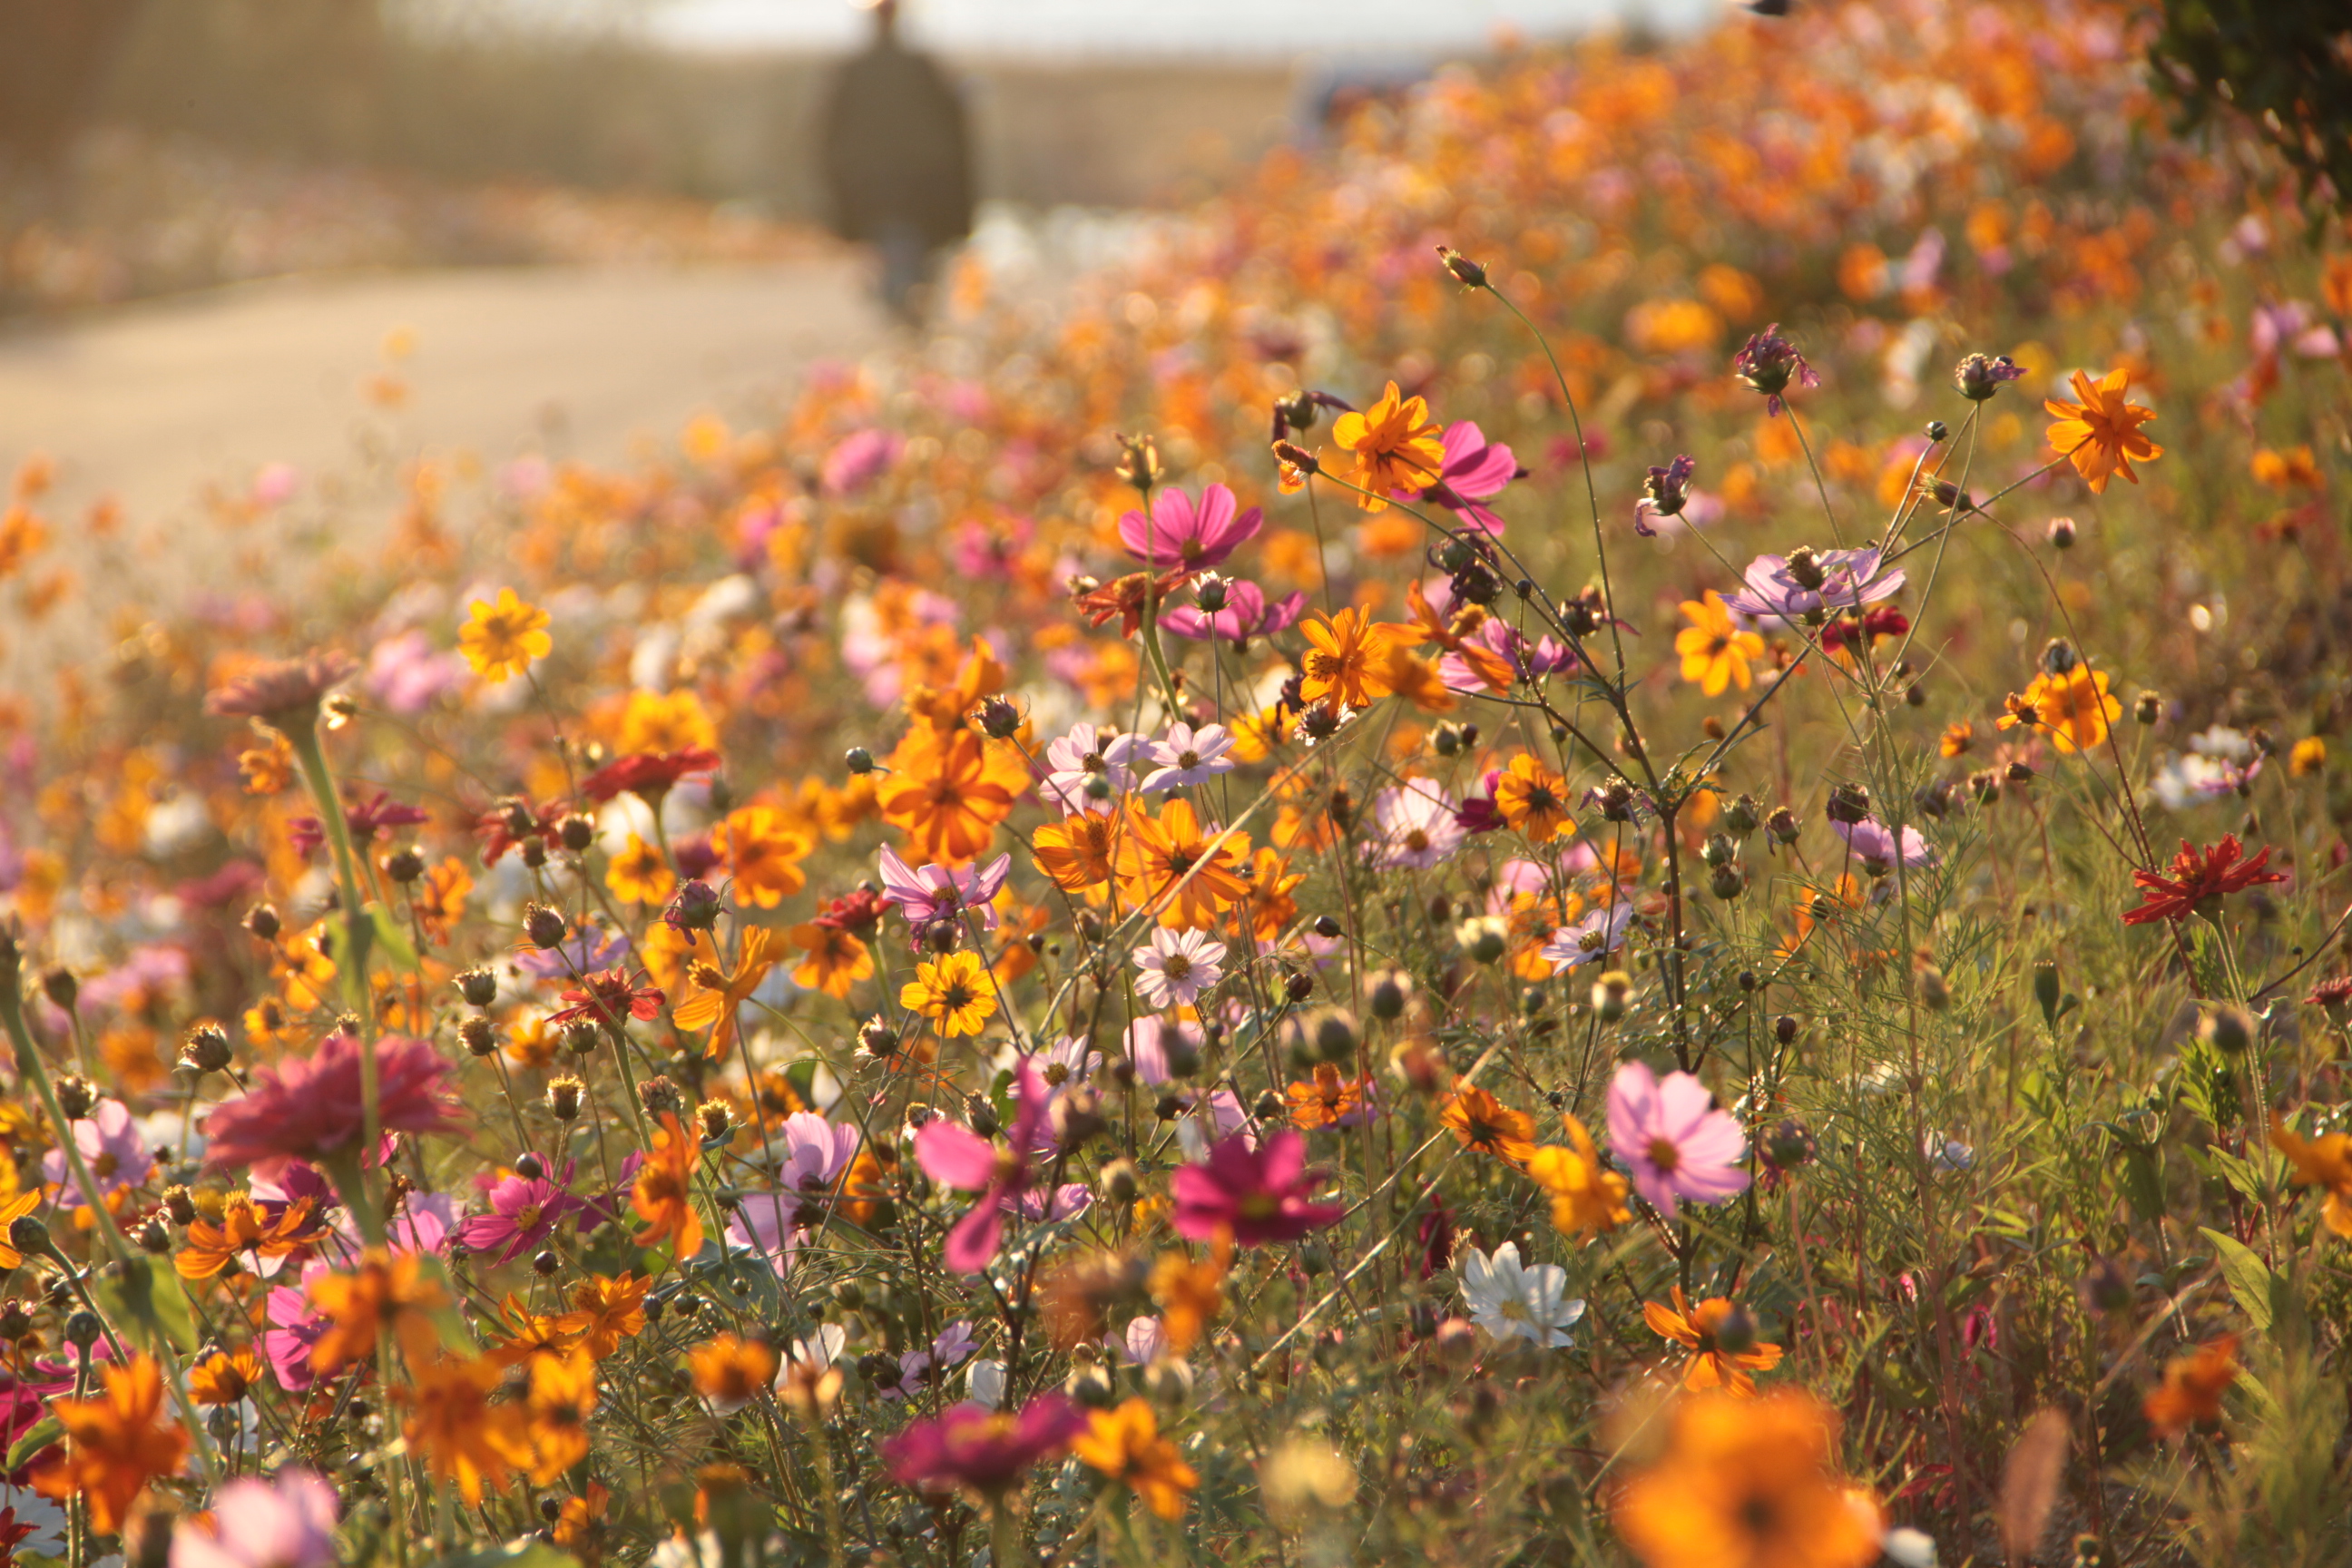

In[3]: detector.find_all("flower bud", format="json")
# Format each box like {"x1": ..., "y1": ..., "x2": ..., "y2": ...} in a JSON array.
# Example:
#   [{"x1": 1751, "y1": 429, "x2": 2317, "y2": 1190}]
[
  {"x1": 55, "y1": 1075, "x2": 95, "y2": 1122},
  {"x1": 385, "y1": 846, "x2": 426, "y2": 884},
  {"x1": 1455, "y1": 916, "x2": 1509, "y2": 966},
  {"x1": 179, "y1": 1024, "x2": 233, "y2": 1075},
  {"x1": 136, "y1": 1217, "x2": 172, "y2": 1255},
  {"x1": 524, "y1": 903, "x2": 567, "y2": 951},
  {"x1": 2198, "y1": 1004, "x2": 2255, "y2": 1056},
  {"x1": 963, "y1": 1093, "x2": 1001, "y2": 1140},
  {"x1": 63, "y1": 1309, "x2": 101, "y2": 1350},
  {"x1": 977, "y1": 697, "x2": 1023, "y2": 740},
  {"x1": 522, "y1": 838, "x2": 549, "y2": 870},
  {"x1": 1271, "y1": 439, "x2": 1320, "y2": 475},
  {"x1": 39, "y1": 966, "x2": 76, "y2": 1012},
  {"x1": 2040, "y1": 639, "x2": 2078, "y2": 677},
  {"x1": 1065, "y1": 1362, "x2": 1117, "y2": 1408},
  {"x1": 1284, "y1": 970, "x2": 1315, "y2": 1004},
  {"x1": 547, "y1": 1075, "x2": 584, "y2": 1122},
  {"x1": 456, "y1": 967, "x2": 499, "y2": 1008},
  {"x1": 1824, "y1": 783, "x2": 1870, "y2": 825},
  {"x1": 1723, "y1": 794, "x2": 1760, "y2": 837},
  {"x1": 2135, "y1": 691, "x2": 2161, "y2": 726},
  {"x1": 1316, "y1": 1013, "x2": 1357, "y2": 1063},
  {"x1": 1700, "y1": 832, "x2": 1736, "y2": 869},
  {"x1": 0, "y1": 1300, "x2": 32, "y2": 1340},
  {"x1": 1436, "y1": 246, "x2": 1488, "y2": 288},
  {"x1": 1369, "y1": 976, "x2": 1406, "y2": 1022},
  {"x1": 2046, "y1": 515, "x2": 2076, "y2": 550},
  {"x1": 637, "y1": 1076, "x2": 684, "y2": 1118},
  {"x1": 1591, "y1": 969, "x2": 1632, "y2": 1022},
  {"x1": 1925, "y1": 418, "x2": 1949, "y2": 443},
  {"x1": 243, "y1": 903, "x2": 281, "y2": 941},
  {"x1": 1051, "y1": 1087, "x2": 1106, "y2": 1150},
  {"x1": 163, "y1": 1185, "x2": 198, "y2": 1226},
  {"x1": 533, "y1": 1250, "x2": 561, "y2": 1278},
  {"x1": 1766, "y1": 806, "x2": 1801, "y2": 845},
  {"x1": 2032, "y1": 960, "x2": 2062, "y2": 1029},
  {"x1": 1916, "y1": 965, "x2": 1951, "y2": 1012},
  {"x1": 1774, "y1": 1014, "x2": 1798, "y2": 1044},
  {"x1": 562, "y1": 1020, "x2": 603, "y2": 1056},
  {"x1": 666, "y1": 879, "x2": 723, "y2": 933},
  {"x1": 459, "y1": 1015, "x2": 498, "y2": 1057},
  {"x1": 1194, "y1": 575, "x2": 1230, "y2": 613},
  {"x1": 1432, "y1": 723, "x2": 1462, "y2": 758},
  {"x1": 696, "y1": 1100, "x2": 733, "y2": 1142},
  {"x1": 1114, "y1": 434, "x2": 1164, "y2": 495},
  {"x1": 1709, "y1": 862, "x2": 1746, "y2": 901},
  {"x1": 1954, "y1": 351, "x2": 2024, "y2": 402},
  {"x1": 558, "y1": 816, "x2": 595, "y2": 854},
  {"x1": 1763, "y1": 1118, "x2": 1816, "y2": 1170},
  {"x1": 845, "y1": 746, "x2": 876, "y2": 776}
]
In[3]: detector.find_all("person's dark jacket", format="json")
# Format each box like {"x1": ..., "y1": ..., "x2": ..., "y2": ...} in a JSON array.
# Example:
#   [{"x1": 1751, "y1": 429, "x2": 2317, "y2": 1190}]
[{"x1": 818, "y1": 38, "x2": 975, "y2": 250}]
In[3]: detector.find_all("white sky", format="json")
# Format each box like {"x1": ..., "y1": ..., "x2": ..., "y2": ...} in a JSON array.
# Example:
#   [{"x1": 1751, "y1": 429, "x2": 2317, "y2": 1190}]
[{"x1": 632, "y1": 0, "x2": 1717, "y2": 56}]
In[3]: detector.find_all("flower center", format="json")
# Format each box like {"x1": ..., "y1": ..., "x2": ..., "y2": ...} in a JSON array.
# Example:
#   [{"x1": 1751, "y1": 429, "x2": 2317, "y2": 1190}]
[
  {"x1": 1239, "y1": 1192, "x2": 1279, "y2": 1220},
  {"x1": 1404, "y1": 829, "x2": 1431, "y2": 852},
  {"x1": 1177, "y1": 750, "x2": 1200, "y2": 769},
  {"x1": 940, "y1": 983, "x2": 975, "y2": 1011},
  {"x1": 1161, "y1": 954, "x2": 1193, "y2": 983},
  {"x1": 514, "y1": 1202, "x2": 545, "y2": 1232},
  {"x1": 1647, "y1": 1136, "x2": 1681, "y2": 1172},
  {"x1": 1306, "y1": 651, "x2": 1346, "y2": 680}
]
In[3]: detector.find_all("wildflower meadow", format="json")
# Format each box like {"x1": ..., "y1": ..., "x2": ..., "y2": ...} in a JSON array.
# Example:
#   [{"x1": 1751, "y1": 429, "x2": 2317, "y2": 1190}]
[{"x1": 3, "y1": 2, "x2": 2352, "y2": 1564}]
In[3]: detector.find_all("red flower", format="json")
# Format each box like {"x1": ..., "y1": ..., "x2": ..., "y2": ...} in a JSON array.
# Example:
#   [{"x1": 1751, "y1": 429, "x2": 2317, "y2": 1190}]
[
  {"x1": 815, "y1": 888, "x2": 889, "y2": 937},
  {"x1": 2122, "y1": 836, "x2": 2288, "y2": 926},
  {"x1": 204, "y1": 1033, "x2": 466, "y2": 1173},
  {"x1": 882, "y1": 1394, "x2": 1088, "y2": 1496},
  {"x1": 578, "y1": 748, "x2": 722, "y2": 804},
  {"x1": 289, "y1": 790, "x2": 430, "y2": 857},
  {"x1": 474, "y1": 798, "x2": 567, "y2": 867},
  {"x1": 550, "y1": 968, "x2": 667, "y2": 1028}
]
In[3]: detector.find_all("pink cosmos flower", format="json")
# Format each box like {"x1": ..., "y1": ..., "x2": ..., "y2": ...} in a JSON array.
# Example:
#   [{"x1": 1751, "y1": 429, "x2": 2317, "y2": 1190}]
[
  {"x1": 883, "y1": 1320, "x2": 977, "y2": 1401},
  {"x1": 821, "y1": 428, "x2": 903, "y2": 496},
  {"x1": 1139, "y1": 721, "x2": 1237, "y2": 792},
  {"x1": 1039, "y1": 723, "x2": 1145, "y2": 816},
  {"x1": 264, "y1": 1263, "x2": 331, "y2": 1391},
  {"x1": 915, "y1": 1058, "x2": 1051, "y2": 1274},
  {"x1": 1132, "y1": 927, "x2": 1226, "y2": 1010},
  {"x1": 1604, "y1": 1061, "x2": 1750, "y2": 1217},
  {"x1": 1409, "y1": 421, "x2": 1521, "y2": 532},
  {"x1": 365, "y1": 631, "x2": 466, "y2": 716},
  {"x1": 453, "y1": 1160, "x2": 589, "y2": 1265},
  {"x1": 881, "y1": 1393, "x2": 1089, "y2": 1496},
  {"x1": 878, "y1": 846, "x2": 1010, "y2": 947},
  {"x1": 726, "y1": 1112, "x2": 862, "y2": 1273},
  {"x1": 42, "y1": 1098, "x2": 153, "y2": 1207},
  {"x1": 1117, "y1": 482, "x2": 1263, "y2": 570},
  {"x1": 1370, "y1": 779, "x2": 1464, "y2": 869},
  {"x1": 172, "y1": 1469, "x2": 338, "y2": 1568},
  {"x1": 1158, "y1": 578, "x2": 1308, "y2": 644},
  {"x1": 203, "y1": 1033, "x2": 466, "y2": 1176},
  {"x1": 1540, "y1": 903, "x2": 1637, "y2": 973},
  {"x1": 1830, "y1": 816, "x2": 1935, "y2": 877},
  {"x1": 1171, "y1": 1130, "x2": 1343, "y2": 1246}
]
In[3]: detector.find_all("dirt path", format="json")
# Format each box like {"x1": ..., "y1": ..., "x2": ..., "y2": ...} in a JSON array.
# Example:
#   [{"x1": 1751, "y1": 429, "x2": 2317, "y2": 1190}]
[{"x1": 0, "y1": 260, "x2": 890, "y2": 680}]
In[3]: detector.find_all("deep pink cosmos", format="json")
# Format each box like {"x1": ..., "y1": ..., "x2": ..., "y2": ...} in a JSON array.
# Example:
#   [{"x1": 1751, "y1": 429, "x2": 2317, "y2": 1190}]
[
  {"x1": 1170, "y1": 1130, "x2": 1343, "y2": 1246},
  {"x1": 916, "y1": 1058, "x2": 1052, "y2": 1274},
  {"x1": 203, "y1": 1033, "x2": 466, "y2": 1174},
  {"x1": 1117, "y1": 482, "x2": 1264, "y2": 570},
  {"x1": 881, "y1": 1393, "x2": 1088, "y2": 1496},
  {"x1": 1604, "y1": 1061, "x2": 1749, "y2": 1217}
]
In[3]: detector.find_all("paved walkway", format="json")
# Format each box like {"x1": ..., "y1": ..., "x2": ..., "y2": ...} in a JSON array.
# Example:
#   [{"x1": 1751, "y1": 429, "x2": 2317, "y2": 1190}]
[{"x1": 0, "y1": 260, "x2": 891, "y2": 677}]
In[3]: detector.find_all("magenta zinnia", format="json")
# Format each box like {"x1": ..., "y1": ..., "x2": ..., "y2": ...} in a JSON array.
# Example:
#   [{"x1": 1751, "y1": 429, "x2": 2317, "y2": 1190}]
[{"x1": 203, "y1": 1033, "x2": 466, "y2": 1173}]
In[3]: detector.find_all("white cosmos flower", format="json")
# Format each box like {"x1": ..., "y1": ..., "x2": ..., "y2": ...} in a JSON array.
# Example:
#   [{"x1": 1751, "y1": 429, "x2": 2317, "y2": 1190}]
[
  {"x1": 1459, "y1": 1241, "x2": 1584, "y2": 1348},
  {"x1": 1132, "y1": 927, "x2": 1227, "y2": 1009}
]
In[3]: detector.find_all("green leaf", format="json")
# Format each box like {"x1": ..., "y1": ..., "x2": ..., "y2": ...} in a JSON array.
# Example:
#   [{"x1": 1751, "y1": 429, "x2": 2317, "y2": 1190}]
[
  {"x1": 2186, "y1": 917, "x2": 2230, "y2": 1001},
  {"x1": 93, "y1": 1255, "x2": 199, "y2": 1355},
  {"x1": 2120, "y1": 1147, "x2": 2167, "y2": 1225},
  {"x1": 5, "y1": 1414, "x2": 60, "y2": 1473},
  {"x1": 2199, "y1": 1227, "x2": 2281, "y2": 1335},
  {"x1": 368, "y1": 903, "x2": 420, "y2": 972}
]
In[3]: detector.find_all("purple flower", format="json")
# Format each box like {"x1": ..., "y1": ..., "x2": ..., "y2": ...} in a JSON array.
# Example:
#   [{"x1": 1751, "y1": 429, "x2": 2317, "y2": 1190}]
[
  {"x1": 878, "y1": 846, "x2": 1010, "y2": 948},
  {"x1": 1540, "y1": 903, "x2": 1636, "y2": 972},
  {"x1": 1371, "y1": 779, "x2": 1464, "y2": 869},
  {"x1": 726, "y1": 1112, "x2": 862, "y2": 1273},
  {"x1": 264, "y1": 1265, "x2": 331, "y2": 1392},
  {"x1": 887, "y1": 1320, "x2": 980, "y2": 1401},
  {"x1": 1039, "y1": 723, "x2": 1146, "y2": 816},
  {"x1": 1634, "y1": 455, "x2": 1696, "y2": 537},
  {"x1": 1171, "y1": 1130, "x2": 1342, "y2": 1246},
  {"x1": 1117, "y1": 482, "x2": 1263, "y2": 570},
  {"x1": 1721, "y1": 546, "x2": 1906, "y2": 624},
  {"x1": 454, "y1": 1159, "x2": 589, "y2": 1265},
  {"x1": 172, "y1": 1469, "x2": 339, "y2": 1568},
  {"x1": 1732, "y1": 322, "x2": 1819, "y2": 416},
  {"x1": 1408, "y1": 421, "x2": 1522, "y2": 533},
  {"x1": 1605, "y1": 1061, "x2": 1749, "y2": 1217},
  {"x1": 882, "y1": 1393, "x2": 1089, "y2": 1496},
  {"x1": 42, "y1": 1098, "x2": 153, "y2": 1206},
  {"x1": 1132, "y1": 927, "x2": 1227, "y2": 1010},
  {"x1": 1830, "y1": 816, "x2": 1935, "y2": 877},
  {"x1": 1158, "y1": 578, "x2": 1308, "y2": 644},
  {"x1": 514, "y1": 925, "x2": 631, "y2": 982},
  {"x1": 915, "y1": 1058, "x2": 1052, "y2": 1274},
  {"x1": 366, "y1": 631, "x2": 466, "y2": 716}
]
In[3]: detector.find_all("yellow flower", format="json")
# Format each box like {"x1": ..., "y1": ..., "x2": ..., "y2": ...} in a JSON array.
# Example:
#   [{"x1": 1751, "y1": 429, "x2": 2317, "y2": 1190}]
[
  {"x1": 2291, "y1": 737, "x2": 2328, "y2": 777},
  {"x1": 1072, "y1": 1397, "x2": 1200, "y2": 1521},
  {"x1": 672, "y1": 926, "x2": 783, "y2": 1058},
  {"x1": 618, "y1": 688, "x2": 719, "y2": 756},
  {"x1": 2044, "y1": 367, "x2": 2162, "y2": 493},
  {"x1": 399, "y1": 1354, "x2": 529, "y2": 1506},
  {"x1": 606, "y1": 832, "x2": 675, "y2": 905},
  {"x1": 1492, "y1": 752, "x2": 1573, "y2": 844},
  {"x1": 1674, "y1": 591, "x2": 1764, "y2": 696},
  {"x1": 188, "y1": 1347, "x2": 265, "y2": 1406},
  {"x1": 1524, "y1": 1114, "x2": 1631, "y2": 1236},
  {"x1": 1997, "y1": 666, "x2": 2119, "y2": 753},
  {"x1": 1612, "y1": 1391, "x2": 1879, "y2": 1568},
  {"x1": 719, "y1": 806, "x2": 813, "y2": 908},
  {"x1": 1298, "y1": 607, "x2": 1403, "y2": 710},
  {"x1": 1329, "y1": 380, "x2": 1446, "y2": 511},
  {"x1": 901, "y1": 949, "x2": 1000, "y2": 1037},
  {"x1": 458, "y1": 587, "x2": 552, "y2": 682},
  {"x1": 690, "y1": 1333, "x2": 779, "y2": 1415},
  {"x1": 523, "y1": 1348, "x2": 598, "y2": 1484}
]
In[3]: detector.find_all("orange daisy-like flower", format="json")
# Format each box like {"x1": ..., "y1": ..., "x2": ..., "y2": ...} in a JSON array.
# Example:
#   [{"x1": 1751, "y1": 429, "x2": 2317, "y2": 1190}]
[
  {"x1": 1298, "y1": 607, "x2": 1402, "y2": 711},
  {"x1": 1612, "y1": 1390, "x2": 1880, "y2": 1568},
  {"x1": 878, "y1": 729, "x2": 1019, "y2": 864},
  {"x1": 691, "y1": 1333, "x2": 781, "y2": 1416},
  {"x1": 1072, "y1": 1397, "x2": 1200, "y2": 1522},
  {"x1": 1524, "y1": 1113, "x2": 1632, "y2": 1237},
  {"x1": 30, "y1": 1354, "x2": 191, "y2": 1535},
  {"x1": 174, "y1": 1191, "x2": 319, "y2": 1279},
  {"x1": 1439, "y1": 1083, "x2": 1538, "y2": 1166},
  {"x1": 1674, "y1": 591, "x2": 1765, "y2": 697},
  {"x1": 2269, "y1": 1114, "x2": 2352, "y2": 1237},
  {"x1": 522, "y1": 1348, "x2": 598, "y2": 1484},
  {"x1": 1148, "y1": 1239, "x2": 1230, "y2": 1355},
  {"x1": 1286, "y1": 1063, "x2": 1367, "y2": 1130},
  {"x1": 2143, "y1": 1335, "x2": 2239, "y2": 1438},
  {"x1": 570, "y1": 1271, "x2": 652, "y2": 1358},
  {"x1": 719, "y1": 806, "x2": 813, "y2": 908},
  {"x1": 1492, "y1": 753, "x2": 1574, "y2": 844},
  {"x1": 1644, "y1": 1287, "x2": 1785, "y2": 1395},
  {"x1": 899, "y1": 949, "x2": 1002, "y2": 1038},
  {"x1": 1330, "y1": 380, "x2": 1446, "y2": 511},
  {"x1": 632, "y1": 1113, "x2": 706, "y2": 1260},
  {"x1": 671, "y1": 925, "x2": 783, "y2": 1058},
  {"x1": 399, "y1": 1353, "x2": 529, "y2": 1506},
  {"x1": 480, "y1": 1291, "x2": 592, "y2": 1371},
  {"x1": 458, "y1": 587, "x2": 552, "y2": 682},
  {"x1": 0, "y1": 1188, "x2": 43, "y2": 1269},
  {"x1": 309, "y1": 1247, "x2": 449, "y2": 1374},
  {"x1": 2044, "y1": 368, "x2": 2163, "y2": 493},
  {"x1": 1236, "y1": 847, "x2": 1305, "y2": 943},
  {"x1": 605, "y1": 833, "x2": 675, "y2": 906},
  {"x1": 1996, "y1": 666, "x2": 2119, "y2": 753},
  {"x1": 1115, "y1": 798, "x2": 1252, "y2": 930},
  {"x1": 1033, "y1": 810, "x2": 1121, "y2": 894},
  {"x1": 188, "y1": 1347, "x2": 266, "y2": 1406},
  {"x1": 787, "y1": 918, "x2": 877, "y2": 999}
]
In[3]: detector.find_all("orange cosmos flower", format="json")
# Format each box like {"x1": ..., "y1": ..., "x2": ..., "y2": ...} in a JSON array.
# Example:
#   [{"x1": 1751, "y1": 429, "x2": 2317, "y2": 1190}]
[
  {"x1": 617, "y1": 687, "x2": 719, "y2": 756},
  {"x1": 0, "y1": 1187, "x2": 44, "y2": 1269},
  {"x1": 719, "y1": 806, "x2": 813, "y2": 908},
  {"x1": 481, "y1": 1292, "x2": 592, "y2": 1371},
  {"x1": 309, "y1": 1247, "x2": 449, "y2": 1374},
  {"x1": 1675, "y1": 591, "x2": 1765, "y2": 696},
  {"x1": 605, "y1": 832, "x2": 675, "y2": 905},
  {"x1": 1286, "y1": 1063, "x2": 1367, "y2": 1130},
  {"x1": 2143, "y1": 1335, "x2": 2239, "y2": 1438},
  {"x1": 1439, "y1": 1083, "x2": 1538, "y2": 1166},
  {"x1": 1298, "y1": 607, "x2": 1401, "y2": 710},
  {"x1": 2044, "y1": 368, "x2": 2162, "y2": 492},
  {"x1": 786, "y1": 919, "x2": 876, "y2": 999},
  {"x1": 1644, "y1": 1288, "x2": 1785, "y2": 1395},
  {"x1": 1148, "y1": 1239, "x2": 1230, "y2": 1355},
  {"x1": 1613, "y1": 1391, "x2": 1880, "y2": 1568},
  {"x1": 1073, "y1": 1397, "x2": 1200, "y2": 1521},
  {"x1": 1033, "y1": 810, "x2": 1121, "y2": 893},
  {"x1": 1996, "y1": 666, "x2": 2119, "y2": 753},
  {"x1": 1330, "y1": 380, "x2": 1446, "y2": 511},
  {"x1": 1236, "y1": 846, "x2": 1305, "y2": 943},
  {"x1": 174, "y1": 1191, "x2": 318, "y2": 1280},
  {"x1": 188, "y1": 1346, "x2": 266, "y2": 1406},
  {"x1": 633, "y1": 1114, "x2": 706, "y2": 1260},
  {"x1": 672, "y1": 925, "x2": 783, "y2": 1058},
  {"x1": 691, "y1": 1333, "x2": 780, "y2": 1416},
  {"x1": 570, "y1": 1271, "x2": 652, "y2": 1357},
  {"x1": 522, "y1": 1348, "x2": 598, "y2": 1484},
  {"x1": 399, "y1": 1354, "x2": 529, "y2": 1506},
  {"x1": 30, "y1": 1354, "x2": 191, "y2": 1534},
  {"x1": 2269, "y1": 1115, "x2": 2352, "y2": 1237},
  {"x1": 1115, "y1": 798, "x2": 1251, "y2": 930},
  {"x1": 1525, "y1": 1114, "x2": 1632, "y2": 1236},
  {"x1": 1492, "y1": 753, "x2": 1574, "y2": 844},
  {"x1": 878, "y1": 728, "x2": 1018, "y2": 863}
]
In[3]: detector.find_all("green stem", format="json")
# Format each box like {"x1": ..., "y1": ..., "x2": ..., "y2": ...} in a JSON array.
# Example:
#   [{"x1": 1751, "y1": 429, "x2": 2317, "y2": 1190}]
[{"x1": 286, "y1": 724, "x2": 385, "y2": 1175}]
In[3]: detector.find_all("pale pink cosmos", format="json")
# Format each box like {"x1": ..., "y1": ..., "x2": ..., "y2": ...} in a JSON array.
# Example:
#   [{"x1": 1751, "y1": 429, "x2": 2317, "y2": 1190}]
[
  {"x1": 1132, "y1": 927, "x2": 1227, "y2": 1010},
  {"x1": 1117, "y1": 482, "x2": 1263, "y2": 570},
  {"x1": 1830, "y1": 816, "x2": 1935, "y2": 877},
  {"x1": 821, "y1": 428, "x2": 903, "y2": 495},
  {"x1": 1040, "y1": 723, "x2": 1145, "y2": 816},
  {"x1": 366, "y1": 630, "x2": 466, "y2": 715},
  {"x1": 1370, "y1": 779, "x2": 1464, "y2": 869},
  {"x1": 878, "y1": 845, "x2": 1010, "y2": 947},
  {"x1": 43, "y1": 1098, "x2": 152, "y2": 1206},
  {"x1": 1604, "y1": 1061, "x2": 1749, "y2": 1217},
  {"x1": 1123, "y1": 1017, "x2": 1203, "y2": 1084},
  {"x1": 1140, "y1": 721, "x2": 1238, "y2": 792},
  {"x1": 726, "y1": 1112, "x2": 862, "y2": 1274},
  {"x1": 1540, "y1": 903, "x2": 1636, "y2": 972},
  {"x1": 172, "y1": 1469, "x2": 338, "y2": 1568}
]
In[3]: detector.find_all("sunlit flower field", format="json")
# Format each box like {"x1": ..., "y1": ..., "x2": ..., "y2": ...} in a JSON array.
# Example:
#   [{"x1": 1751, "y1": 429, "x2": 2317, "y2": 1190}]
[{"x1": 2, "y1": 1, "x2": 2349, "y2": 1563}]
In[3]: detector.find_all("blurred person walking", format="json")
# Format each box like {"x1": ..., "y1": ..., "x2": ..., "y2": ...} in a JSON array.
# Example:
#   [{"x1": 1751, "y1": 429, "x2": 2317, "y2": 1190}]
[{"x1": 818, "y1": 0, "x2": 974, "y2": 324}]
